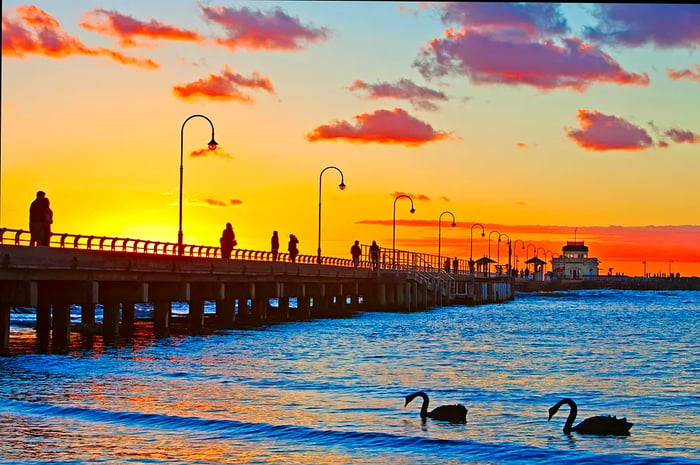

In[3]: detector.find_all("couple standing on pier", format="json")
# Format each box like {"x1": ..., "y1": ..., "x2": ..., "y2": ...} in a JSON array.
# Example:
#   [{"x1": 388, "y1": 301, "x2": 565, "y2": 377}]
[{"x1": 29, "y1": 190, "x2": 53, "y2": 247}]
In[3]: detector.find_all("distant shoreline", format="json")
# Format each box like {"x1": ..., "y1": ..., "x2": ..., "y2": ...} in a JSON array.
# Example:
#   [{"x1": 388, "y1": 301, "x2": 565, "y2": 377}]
[{"x1": 515, "y1": 276, "x2": 700, "y2": 292}]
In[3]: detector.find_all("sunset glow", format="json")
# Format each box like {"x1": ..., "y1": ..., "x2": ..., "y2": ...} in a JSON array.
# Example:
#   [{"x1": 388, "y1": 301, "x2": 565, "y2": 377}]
[{"x1": 2, "y1": 2, "x2": 699, "y2": 277}]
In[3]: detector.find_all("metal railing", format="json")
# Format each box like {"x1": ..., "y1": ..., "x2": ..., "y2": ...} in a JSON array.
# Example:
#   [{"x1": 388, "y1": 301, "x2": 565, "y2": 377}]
[{"x1": 0, "y1": 227, "x2": 501, "y2": 275}]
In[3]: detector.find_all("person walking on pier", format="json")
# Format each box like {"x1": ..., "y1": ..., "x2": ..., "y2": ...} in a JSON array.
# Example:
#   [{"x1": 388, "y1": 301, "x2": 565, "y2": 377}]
[
  {"x1": 43, "y1": 198, "x2": 53, "y2": 247},
  {"x1": 444, "y1": 258, "x2": 451, "y2": 273},
  {"x1": 288, "y1": 234, "x2": 299, "y2": 263},
  {"x1": 369, "y1": 240, "x2": 380, "y2": 271},
  {"x1": 350, "y1": 240, "x2": 362, "y2": 267},
  {"x1": 29, "y1": 190, "x2": 48, "y2": 246},
  {"x1": 219, "y1": 222, "x2": 236, "y2": 259},
  {"x1": 271, "y1": 230, "x2": 280, "y2": 262}
]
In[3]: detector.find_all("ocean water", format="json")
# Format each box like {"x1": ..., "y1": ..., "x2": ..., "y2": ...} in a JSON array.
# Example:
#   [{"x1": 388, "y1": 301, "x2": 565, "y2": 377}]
[{"x1": 1, "y1": 290, "x2": 698, "y2": 464}]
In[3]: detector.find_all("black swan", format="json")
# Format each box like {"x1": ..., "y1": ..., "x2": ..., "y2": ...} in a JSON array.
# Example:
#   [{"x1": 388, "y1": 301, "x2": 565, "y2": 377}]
[
  {"x1": 404, "y1": 391, "x2": 467, "y2": 423},
  {"x1": 548, "y1": 398, "x2": 633, "y2": 436}
]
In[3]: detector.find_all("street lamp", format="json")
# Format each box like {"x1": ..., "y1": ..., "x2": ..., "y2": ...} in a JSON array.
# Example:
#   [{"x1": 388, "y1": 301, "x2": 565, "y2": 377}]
[
  {"x1": 669, "y1": 259, "x2": 673, "y2": 277},
  {"x1": 513, "y1": 239, "x2": 525, "y2": 272},
  {"x1": 526, "y1": 243, "x2": 536, "y2": 273},
  {"x1": 392, "y1": 194, "x2": 415, "y2": 268},
  {"x1": 178, "y1": 114, "x2": 218, "y2": 256},
  {"x1": 470, "y1": 223, "x2": 485, "y2": 260},
  {"x1": 488, "y1": 230, "x2": 500, "y2": 276},
  {"x1": 438, "y1": 211, "x2": 456, "y2": 268},
  {"x1": 499, "y1": 233, "x2": 510, "y2": 274},
  {"x1": 317, "y1": 166, "x2": 346, "y2": 264}
]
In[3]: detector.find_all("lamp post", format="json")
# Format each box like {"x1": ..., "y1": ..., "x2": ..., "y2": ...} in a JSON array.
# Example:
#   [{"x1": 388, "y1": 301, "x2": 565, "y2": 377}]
[
  {"x1": 317, "y1": 166, "x2": 346, "y2": 264},
  {"x1": 643, "y1": 260, "x2": 647, "y2": 277},
  {"x1": 526, "y1": 243, "x2": 536, "y2": 274},
  {"x1": 499, "y1": 233, "x2": 510, "y2": 275},
  {"x1": 513, "y1": 239, "x2": 525, "y2": 273},
  {"x1": 669, "y1": 259, "x2": 673, "y2": 277},
  {"x1": 178, "y1": 114, "x2": 218, "y2": 256},
  {"x1": 470, "y1": 223, "x2": 485, "y2": 260},
  {"x1": 487, "y1": 230, "x2": 500, "y2": 276},
  {"x1": 438, "y1": 211, "x2": 456, "y2": 269},
  {"x1": 392, "y1": 194, "x2": 415, "y2": 268}
]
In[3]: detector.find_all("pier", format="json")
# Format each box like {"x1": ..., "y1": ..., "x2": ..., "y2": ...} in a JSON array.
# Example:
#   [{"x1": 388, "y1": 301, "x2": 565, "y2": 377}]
[{"x1": 0, "y1": 228, "x2": 514, "y2": 354}]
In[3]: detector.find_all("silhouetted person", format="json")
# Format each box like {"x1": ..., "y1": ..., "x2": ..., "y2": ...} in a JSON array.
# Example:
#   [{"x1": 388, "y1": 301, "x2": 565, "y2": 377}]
[
  {"x1": 444, "y1": 258, "x2": 450, "y2": 273},
  {"x1": 350, "y1": 240, "x2": 361, "y2": 267},
  {"x1": 43, "y1": 198, "x2": 53, "y2": 247},
  {"x1": 369, "y1": 240, "x2": 380, "y2": 271},
  {"x1": 468, "y1": 258, "x2": 475, "y2": 275},
  {"x1": 288, "y1": 234, "x2": 299, "y2": 263},
  {"x1": 29, "y1": 190, "x2": 48, "y2": 246},
  {"x1": 452, "y1": 257, "x2": 459, "y2": 274},
  {"x1": 219, "y1": 222, "x2": 235, "y2": 259},
  {"x1": 271, "y1": 230, "x2": 280, "y2": 262}
]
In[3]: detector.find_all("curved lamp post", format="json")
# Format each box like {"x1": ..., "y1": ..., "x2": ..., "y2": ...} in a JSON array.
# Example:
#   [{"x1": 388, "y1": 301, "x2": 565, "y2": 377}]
[
  {"x1": 487, "y1": 230, "x2": 500, "y2": 276},
  {"x1": 513, "y1": 239, "x2": 525, "y2": 272},
  {"x1": 438, "y1": 211, "x2": 456, "y2": 268},
  {"x1": 499, "y1": 233, "x2": 511, "y2": 274},
  {"x1": 317, "y1": 166, "x2": 346, "y2": 264},
  {"x1": 392, "y1": 194, "x2": 415, "y2": 267},
  {"x1": 179, "y1": 114, "x2": 218, "y2": 255},
  {"x1": 470, "y1": 223, "x2": 485, "y2": 260},
  {"x1": 526, "y1": 243, "x2": 536, "y2": 273}
]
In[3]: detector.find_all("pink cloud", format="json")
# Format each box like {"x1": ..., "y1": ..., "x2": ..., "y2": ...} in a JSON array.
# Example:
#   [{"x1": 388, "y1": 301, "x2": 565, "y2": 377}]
[
  {"x1": 414, "y1": 29, "x2": 649, "y2": 92},
  {"x1": 306, "y1": 108, "x2": 452, "y2": 146},
  {"x1": 189, "y1": 147, "x2": 234, "y2": 159},
  {"x1": 191, "y1": 198, "x2": 243, "y2": 208},
  {"x1": 440, "y1": 3, "x2": 569, "y2": 40},
  {"x1": 390, "y1": 192, "x2": 431, "y2": 202},
  {"x1": 667, "y1": 65, "x2": 700, "y2": 83},
  {"x1": 173, "y1": 65, "x2": 274, "y2": 102},
  {"x1": 584, "y1": 5, "x2": 700, "y2": 48},
  {"x1": 566, "y1": 109, "x2": 653, "y2": 151},
  {"x1": 348, "y1": 79, "x2": 448, "y2": 111},
  {"x1": 79, "y1": 9, "x2": 204, "y2": 47},
  {"x1": 201, "y1": 4, "x2": 329, "y2": 51},
  {"x1": 665, "y1": 128, "x2": 700, "y2": 144},
  {"x1": 2, "y1": 5, "x2": 158, "y2": 69}
]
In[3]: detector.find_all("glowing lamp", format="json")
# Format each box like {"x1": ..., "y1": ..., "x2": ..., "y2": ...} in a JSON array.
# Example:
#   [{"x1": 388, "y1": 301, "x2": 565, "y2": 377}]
[
  {"x1": 208, "y1": 138, "x2": 218, "y2": 150},
  {"x1": 338, "y1": 182, "x2": 346, "y2": 190}
]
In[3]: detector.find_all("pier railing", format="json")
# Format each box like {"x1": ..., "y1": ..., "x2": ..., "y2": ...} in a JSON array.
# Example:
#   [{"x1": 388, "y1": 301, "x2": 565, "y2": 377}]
[{"x1": 0, "y1": 227, "x2": 504, "y2": 276}]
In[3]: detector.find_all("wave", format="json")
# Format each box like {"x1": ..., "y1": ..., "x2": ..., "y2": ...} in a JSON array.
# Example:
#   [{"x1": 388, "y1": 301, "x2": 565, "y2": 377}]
[{"x1": 2, "y1": 399, "x2": 696, "y2": 465}]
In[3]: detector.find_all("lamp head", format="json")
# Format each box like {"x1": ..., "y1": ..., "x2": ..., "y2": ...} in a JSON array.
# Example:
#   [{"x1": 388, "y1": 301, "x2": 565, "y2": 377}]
[
  {"x1": 208, "y1": 138, "x2": 218, "y2": 150},
  {"x1": 451, "y1": 222, "x2": 456, "y2": 227},
  {"x1": 338, "y1": 181, "x2": 346, "y2": 190},
  {"x1": 481, "y1": 231, "x2": 485, "y2": 237},
  {"x1": 410, "y1": 208, "x2": 416, "y2": 214}
]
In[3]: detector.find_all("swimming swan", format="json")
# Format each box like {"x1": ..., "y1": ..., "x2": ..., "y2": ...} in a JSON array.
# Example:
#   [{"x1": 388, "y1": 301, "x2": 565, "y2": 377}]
[
  {"x1": 404, "y1": 391, "x2": 467, "y2": 423},
  {"x1": 548, "y1": 398, "x2": 633, "y2": 436}
]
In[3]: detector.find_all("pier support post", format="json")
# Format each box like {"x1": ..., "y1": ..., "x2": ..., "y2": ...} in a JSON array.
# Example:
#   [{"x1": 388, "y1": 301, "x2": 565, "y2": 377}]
[
  {"x1": 102, "y1": 302, "x2": 120, "y2": 340},
  {"x1": 0, "y1": 304, "x2": 9, "y2": 355},
  {"x1": 153, "y1": 301, "x2": 170, "y2": 338},
  {"x1": 52, "y1": 303, "x2": 72, "y2": 352},
  {"x1": 121, "y1": 303, "x2": 136, "y2": 336},
  {"x1": 189, "y1": 300, "x2": 205, "y2": 333},
  {"x1": 81, "y1": 304, "x2": 95, "y2": 326}
]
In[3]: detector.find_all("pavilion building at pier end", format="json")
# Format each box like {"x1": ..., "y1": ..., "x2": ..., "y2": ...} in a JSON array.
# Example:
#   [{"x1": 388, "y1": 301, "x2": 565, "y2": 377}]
[{"x1": 551, "y1": 241, "x2": 600, "y2": 279}]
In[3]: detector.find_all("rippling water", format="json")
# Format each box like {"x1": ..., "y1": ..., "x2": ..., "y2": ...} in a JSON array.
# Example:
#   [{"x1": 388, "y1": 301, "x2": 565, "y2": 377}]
[{"x1": 1, "y1": 290, "x2": 699, "y2": 464}]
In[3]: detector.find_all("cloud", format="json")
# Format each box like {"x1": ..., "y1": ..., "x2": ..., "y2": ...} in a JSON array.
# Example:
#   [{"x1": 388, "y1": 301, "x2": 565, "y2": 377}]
[
  {"x1": 189, "y1": 198, "x2": 243, "y2": 207},
  {"x1": 664, "y1": 128, "x2": 700, "y2": 144},
  {"x1": 79, "y1": 9, "x2": 205, "y2": 47},
  {"x1": 414, "y1": 30, "x2": 649, "y2": 92},
  {"x1": 516, "y1": 142, "x2": 528, "y2": 148},
  {"x1": 440, "y1": 3, "x2": 569, "y2": 40},
  {"x1": 667, "y1": 65, "x2": 700, "y2": 83},
  {"x1": 201, "y1": 4, "x2": 329, "y2": 51},
  {"x1": 348, "y1": 79, "x2": 448, "y2": 111},
  {"x1": 583, "y1": 4, "x2": 700, "y2": 48},
  {"x1": 1, "y1": 5, "x2": 158, "y2": 69},
  {"x1": 173, "y1": 65, "x2": 274, "y2": 102},
  {"x1": 566, "y1": 109, "x2": 653, "y2": 151},
  {"x1": 390, "y1": 192, "x2": 431, "y2": 201},
  {"x1": 306, "y1": 108, "x2": 452, "y2": 146},
  {"x1": 189, "y1": 147, "x2": 234, "y2": 159}
]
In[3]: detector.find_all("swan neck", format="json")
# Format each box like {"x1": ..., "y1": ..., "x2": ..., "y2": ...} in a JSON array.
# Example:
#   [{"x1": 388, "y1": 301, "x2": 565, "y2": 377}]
[
  {"x1": 417, "y1": 392, "x2": 429, "y2": 417},
  {"x1": 563, "y1": 399, "x2": 577, "y2": 433}
]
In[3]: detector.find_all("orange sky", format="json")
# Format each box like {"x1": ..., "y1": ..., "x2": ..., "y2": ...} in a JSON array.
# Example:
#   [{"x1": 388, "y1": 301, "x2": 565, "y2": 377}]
[{"x1": 2, "y1": 2, "x2": 699, "y2": 277}]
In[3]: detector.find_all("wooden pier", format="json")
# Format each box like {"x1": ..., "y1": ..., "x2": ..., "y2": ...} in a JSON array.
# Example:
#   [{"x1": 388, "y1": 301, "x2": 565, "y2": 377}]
[{"x1": 0, "y1": 229, "x2": 514, "y2": 354}]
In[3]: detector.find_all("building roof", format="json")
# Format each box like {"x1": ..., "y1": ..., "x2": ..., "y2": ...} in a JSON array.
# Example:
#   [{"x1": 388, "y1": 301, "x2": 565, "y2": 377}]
[
  {"x1": 524, "y1": 256, "x2": 547, "y2": 265},
  {"x1": 475, "y1": 256, "x2": 496, "y2": 264},
  {"x1": 563, "y1": 244, "x2": 588, "y2": 252}
]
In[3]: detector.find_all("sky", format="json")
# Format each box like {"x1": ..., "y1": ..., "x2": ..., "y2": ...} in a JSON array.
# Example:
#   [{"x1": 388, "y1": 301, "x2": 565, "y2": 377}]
[{"x1": 2, "y1": 2, "x2": 699, "y2": 277}]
